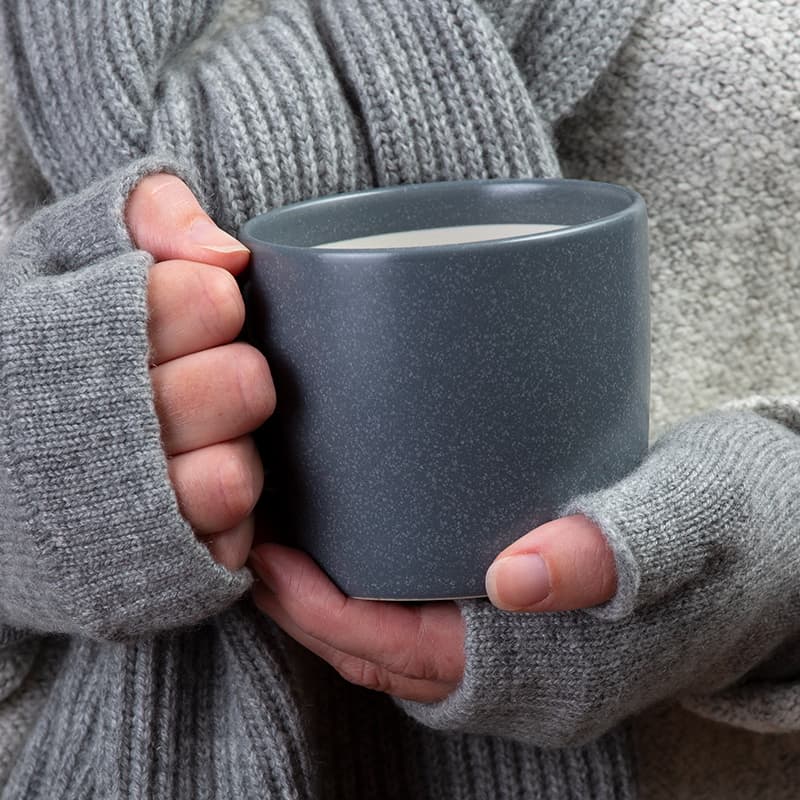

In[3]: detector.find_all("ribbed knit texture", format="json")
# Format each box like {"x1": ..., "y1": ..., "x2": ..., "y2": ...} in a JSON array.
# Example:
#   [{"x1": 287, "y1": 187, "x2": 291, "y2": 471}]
[
  {"x1": 5, "y1": 602, "x2": 637, "y2": 799},
  {"x1": 0, "y1": 74, "x2": 46, "y2": 256},
  {"x1": 1, "y1": 0, "x2": 645, "y2": 230},
  {"x1": 0, "y1": 0, "x2": 798, "y2": 797}
]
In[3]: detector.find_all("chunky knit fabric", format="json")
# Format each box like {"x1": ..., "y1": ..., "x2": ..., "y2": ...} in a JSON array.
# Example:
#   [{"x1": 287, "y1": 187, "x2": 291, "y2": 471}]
[
  {"x1": 0, "y1": 0, "x2": 799, "y2": 797},
  {"x1": 554, "y1": 3, "x2": 800, "y2": 795},
  {"x1": 3, "y1": 0, "x2": 651, "y2": 226}
]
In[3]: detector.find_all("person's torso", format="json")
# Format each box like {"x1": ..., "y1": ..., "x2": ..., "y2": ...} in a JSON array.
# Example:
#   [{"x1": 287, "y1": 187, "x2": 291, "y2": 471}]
[{"x1": 557, "y1": 0, "x2": 800, "y2": 796}]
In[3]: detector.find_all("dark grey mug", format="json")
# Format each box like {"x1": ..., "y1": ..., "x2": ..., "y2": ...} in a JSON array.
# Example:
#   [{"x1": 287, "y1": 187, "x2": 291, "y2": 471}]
[{"x1": 239, "y1": 178, "x2": 649, "y2": 601}]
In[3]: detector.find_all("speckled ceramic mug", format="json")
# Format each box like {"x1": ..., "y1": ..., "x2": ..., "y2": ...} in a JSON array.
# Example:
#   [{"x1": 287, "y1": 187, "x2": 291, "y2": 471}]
[{"x1": 239, "y1": 178, "x2": 649, "y2": 601}]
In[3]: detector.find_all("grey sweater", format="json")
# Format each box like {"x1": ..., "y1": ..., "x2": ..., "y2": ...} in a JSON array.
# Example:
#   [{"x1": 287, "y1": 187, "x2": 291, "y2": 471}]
[{"x1": 0, "y1": 0, "x2": 799, "y2": 797}]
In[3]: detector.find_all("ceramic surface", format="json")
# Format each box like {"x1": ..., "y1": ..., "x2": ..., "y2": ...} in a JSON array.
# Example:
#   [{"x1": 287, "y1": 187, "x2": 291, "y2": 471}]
[{"x1": 240, "y1": 178, "x2": 649, "y2": 600}]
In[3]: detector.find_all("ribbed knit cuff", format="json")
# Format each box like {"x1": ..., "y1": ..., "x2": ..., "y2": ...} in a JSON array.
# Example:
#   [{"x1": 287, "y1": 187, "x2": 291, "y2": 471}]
[{"x1": 0, "y1": 159, "x2": 250, "y2": 640}]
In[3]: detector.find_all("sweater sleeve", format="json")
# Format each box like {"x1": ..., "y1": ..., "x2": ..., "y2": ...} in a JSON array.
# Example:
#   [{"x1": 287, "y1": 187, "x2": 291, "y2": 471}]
[
  {"x1": 0, "y1": 0, "x2": 225, "y2": 192},
  {"x1": 478, "y1": 0, "x2": 649, "y2": 126},
  {"x1": 1, "y1": 0, "x2": 653, "y2": 245},
  {"x1": 393, "y1": 408, "x2": 800, "y2": 746},
  {"x1": 0, "y1": 0, "x2": 566, "y2": 225},
  {"x1": 0, "y1": 156, "x2": 251, "y2": 642},
  {"x1": 3, "y1": 0, "x2": 648, "y2": 234}
]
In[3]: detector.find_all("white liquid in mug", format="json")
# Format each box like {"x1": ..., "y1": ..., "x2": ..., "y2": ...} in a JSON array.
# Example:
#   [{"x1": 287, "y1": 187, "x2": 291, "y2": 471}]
[{"x1": 314, "y1": 223, "x2": 565, "y2": 249}]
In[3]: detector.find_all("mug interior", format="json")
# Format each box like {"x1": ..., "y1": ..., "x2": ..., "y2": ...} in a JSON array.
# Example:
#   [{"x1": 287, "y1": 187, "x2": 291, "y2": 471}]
[{"x1": 240, "y1": 178, "x2": 642, "y2": 250}]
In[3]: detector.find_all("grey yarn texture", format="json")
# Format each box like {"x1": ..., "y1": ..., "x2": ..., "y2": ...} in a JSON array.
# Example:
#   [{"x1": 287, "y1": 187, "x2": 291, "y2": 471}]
[{"x1": 0, "y1": 0, "x2": 799, "y2": 797}]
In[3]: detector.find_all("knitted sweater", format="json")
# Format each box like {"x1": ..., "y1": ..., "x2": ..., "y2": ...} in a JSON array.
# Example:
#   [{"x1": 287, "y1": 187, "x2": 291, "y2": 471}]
[{"x1": 0, "y1": 0, "x2": 798, "y2": 798}]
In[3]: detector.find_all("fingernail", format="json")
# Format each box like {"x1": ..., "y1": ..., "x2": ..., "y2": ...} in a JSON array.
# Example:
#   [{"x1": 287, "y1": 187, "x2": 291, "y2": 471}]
[
  {"x1": 485, "y1": 554, "x2": 551, "y2": 609},
  {"x1": 189, "y1": 218, "x2": 250, "y2": 254}
]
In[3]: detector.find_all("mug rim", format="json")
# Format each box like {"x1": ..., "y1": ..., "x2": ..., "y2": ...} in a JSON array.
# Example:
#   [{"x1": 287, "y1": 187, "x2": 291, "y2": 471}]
[{"x1": 239, "y1": 177, "x2": 645, "y2": 257}]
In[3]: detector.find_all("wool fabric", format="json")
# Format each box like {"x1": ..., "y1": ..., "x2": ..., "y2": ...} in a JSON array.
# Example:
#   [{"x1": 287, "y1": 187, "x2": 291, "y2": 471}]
[{"x1": 0, "y1": 0, "x2": 799, "y2": 797}]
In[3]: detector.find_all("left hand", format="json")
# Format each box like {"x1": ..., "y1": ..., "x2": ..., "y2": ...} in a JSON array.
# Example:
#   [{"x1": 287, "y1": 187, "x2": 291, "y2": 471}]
[{"x1": 249, "y1": 515, "x2": 618, "y2": 702}]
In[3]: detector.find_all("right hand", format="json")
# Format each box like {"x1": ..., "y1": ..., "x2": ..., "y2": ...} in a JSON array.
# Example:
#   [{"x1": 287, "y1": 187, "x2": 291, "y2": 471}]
[{"x1": 126, "y1": 174, "x2": 276, "y2": 572}]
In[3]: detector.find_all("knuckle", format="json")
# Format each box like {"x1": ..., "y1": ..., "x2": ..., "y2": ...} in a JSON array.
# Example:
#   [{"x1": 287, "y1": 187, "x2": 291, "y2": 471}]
[
  {"x1": 129, "y1": 174, "x2": 185, "y2": 219},
  {"x1": 405, "y1": 614, "x2": 443, "y2": 682},
  {"x1": 336, "y1": 657, "x2": 394, "y2": 694},
  {"x1": 197, "y1": 268, "x2": 245, "y2": 342},
  {"x1": 145, "y1": 263, "x2": 167, "y2": 322},
  {"x1": 216, "y1": 451, "x2": 259, "y2": 523},
  {"x1": 139, "y1": 173, "x2": 183, "y2": 201},
  {"x1": 148, "y1": 364, "x2": 170, "y2": 420},
  {"x1": 385, "y1": 648, "x2": 419, "y2": 680},
  {"x1": 283, "y1": 556, "x2": 329, "y2": 616},
  {"x1": 127, "y1": 173, "x2": 204, "y2": 254},
  {"x1": 128, "y1": 174, "x2": 160, "y2": 209},
  {"x1": 379, "y1": 609, "x2": 433, "y2": 680},
  {"x1": 234, "y1": 346, "x2": 277, "y2": 426}
]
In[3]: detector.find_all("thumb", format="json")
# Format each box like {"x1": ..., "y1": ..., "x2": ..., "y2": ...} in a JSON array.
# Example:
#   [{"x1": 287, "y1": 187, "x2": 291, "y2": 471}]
[
  {"x1": 125, "y1": 173, "x2": 249, "y2": 273},
  {"x1": 484, "y1": 515, "x2": 618, "y2": 612}
]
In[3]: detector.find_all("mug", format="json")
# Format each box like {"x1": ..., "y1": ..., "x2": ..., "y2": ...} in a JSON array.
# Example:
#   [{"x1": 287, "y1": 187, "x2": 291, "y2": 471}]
[{"x1": 239, "y1": 178, "x2": 649, "y2": 601}]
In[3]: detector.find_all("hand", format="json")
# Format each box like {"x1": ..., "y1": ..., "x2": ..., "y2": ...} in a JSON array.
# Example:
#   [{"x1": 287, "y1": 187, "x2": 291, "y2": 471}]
[
  {"x1": 485, "y1": 515, "x2": 618, "y2": 612},
  {"x1": 249, "y1": 543, "x2": 466, "y2": 703},
  {"x1": 126, "y1": 174, "x2": 276, "y2": 571},
  {"x1": 248, "y1": 516, "x2": 617, "y2": 703}
]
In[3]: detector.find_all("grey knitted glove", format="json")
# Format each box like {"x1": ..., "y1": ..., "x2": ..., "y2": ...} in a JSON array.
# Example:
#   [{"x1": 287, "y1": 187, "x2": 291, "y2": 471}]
[
  {"x1": 0, "y1": 157, "x2": 250, "y2": 641},
  {"x1": 394, "y1": 408, "x2": 800, "y2": 746}
]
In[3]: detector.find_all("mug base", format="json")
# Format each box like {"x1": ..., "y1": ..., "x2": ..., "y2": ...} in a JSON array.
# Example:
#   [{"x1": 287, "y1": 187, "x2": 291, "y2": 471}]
[{"x1": 350, "y1": 593, "x2": 488, "y2": 602}]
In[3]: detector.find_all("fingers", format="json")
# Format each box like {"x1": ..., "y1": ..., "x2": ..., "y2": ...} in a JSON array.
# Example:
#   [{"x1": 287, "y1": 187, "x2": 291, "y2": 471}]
[
  {"x1": 168, "y1": 438, "x2": 260, "y2": 571},
  {"x1": 129, "y1": 175, "x2": 262, "y2": 574},
  {"x1": 126, "y1": 173, "x2": 250, "y2": 273},
  {"x1": 252, "y1": 584, "x2": 456, "y2": 702},
  {"x1": 151, "y1": 342, "x2": 276, "y2": 455},
  {"x1": 147, "y1": 260, "x2": 245, "y2": 365},
  {"x1": 200, "y1": 516, "x2": 255, "y2": 572},
  {"x1": 485, "y1": 515, "x2": 618, "y2": 612},
  {"x1": 249, "y1": 543, "x2": 466, "y2": 687},
  {"x1": 167, "y1": 436, "x2": 263, "y2": 533}
]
